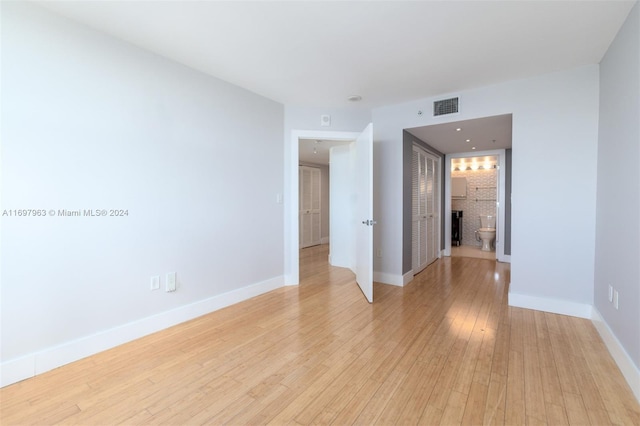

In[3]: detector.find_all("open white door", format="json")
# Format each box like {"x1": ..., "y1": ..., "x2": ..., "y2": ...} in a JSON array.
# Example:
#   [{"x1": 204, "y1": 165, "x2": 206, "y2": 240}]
[{"x1": 355, "y1": 124, "x2": 374, "y2": 303}]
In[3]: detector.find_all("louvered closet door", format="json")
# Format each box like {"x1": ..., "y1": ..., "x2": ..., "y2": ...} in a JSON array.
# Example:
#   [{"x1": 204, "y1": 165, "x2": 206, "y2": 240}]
[
  {"x1": 426, "y1": 156, "x2": 437, "y2": 266},
  {"x1": 412, "y1": 147, "x2": 439, "y2": 274},
  {"x1": 299, "y1": 166, "x2": 321, "y2": 248},
  {"x1": 412, "y1": 149, "x2": 428, "y2": 273}
]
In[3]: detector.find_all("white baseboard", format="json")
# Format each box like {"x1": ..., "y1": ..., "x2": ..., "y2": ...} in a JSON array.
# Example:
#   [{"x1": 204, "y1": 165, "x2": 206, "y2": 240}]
[
  {"x1": 372, "y1": 270, "x2": 416, "y2": 287},
  {"x1": 373, "y1": 271, "x2": 405, "y2": 287},
  {"x1": 508, "y1": 291, "x2": 640, "y2": 404},
  {"x1": 508, "y1": 291, "x2": 593, "y2": 319},
  {"x1": 1, "y1": 275, "x2": 284, "y2": 388},
  {"x1": 499, "y1": 254, "x2": 511, "y2": 263},
  {"x1": 592, "y1": 308, "x2": 640, "y2": 403}
]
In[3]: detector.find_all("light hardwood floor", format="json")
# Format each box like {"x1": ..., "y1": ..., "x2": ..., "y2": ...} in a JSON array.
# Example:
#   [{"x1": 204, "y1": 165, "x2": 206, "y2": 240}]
[
  {"x1": 2, "y1": 245, "x2": 639, "y2": 425},
  {"x1": 451, "y1": 244, "x2": 496, "y2": 261}
]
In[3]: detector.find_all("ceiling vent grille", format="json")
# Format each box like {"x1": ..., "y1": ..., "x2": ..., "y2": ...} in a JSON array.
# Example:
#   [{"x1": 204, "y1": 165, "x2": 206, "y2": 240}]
[{"x1": 433, "y1": 97, "x2": 459, "y2": 116}]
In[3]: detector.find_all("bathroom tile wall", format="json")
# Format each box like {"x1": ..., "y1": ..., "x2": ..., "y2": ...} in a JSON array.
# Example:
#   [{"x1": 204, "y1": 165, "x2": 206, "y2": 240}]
[{"x1": 452, "y1": 168, "x2": 498, "y2": 247}]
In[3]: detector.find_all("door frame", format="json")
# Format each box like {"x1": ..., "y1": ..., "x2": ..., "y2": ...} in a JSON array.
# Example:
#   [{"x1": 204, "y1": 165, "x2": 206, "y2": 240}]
[
  {"x1": 443, "y1": 149, "x2": 507, "y2": 262},
  {"x1": 285, "y1": 129, "x2": 361, "y2": 286}
]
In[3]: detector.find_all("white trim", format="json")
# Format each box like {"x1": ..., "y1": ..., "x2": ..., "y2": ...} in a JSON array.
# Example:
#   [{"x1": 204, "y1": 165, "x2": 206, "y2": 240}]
[
  {"x1": 508, "y1": 292, "x2": 640, "y2": 404},
  {"x1": 403, "y1": 271, "x2": 414, "y2": 286},
  {"x1": 1, "y1": 276, "x2": 284, "y2": 388},
  {"x1": 508, "y1": 291, "x2": 593, "y2": 319},
  {"x1": 1, "y1": 356, "x2": 35, "y2": 388},
  {"x1": 373, "y1": 271, "x2": 405, "y2": 287},
  {"x1": 500, "y1": 254, "x2": 511, "y2": 263},
  {"x1": 286, "y1": 129, "x2": 361, "y2": 286},
  {"x1": 592, "y1": 308, "x2": 640, "y2": 403}
]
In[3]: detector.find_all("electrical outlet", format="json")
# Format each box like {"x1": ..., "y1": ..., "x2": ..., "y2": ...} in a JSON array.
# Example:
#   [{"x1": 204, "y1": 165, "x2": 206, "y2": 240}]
[
  {"x1": 150, "y1": 276, "x2": 160, "y2": 290},
  {"x1": 166, "y1": 272, "x2": 177, "y2": 292},
  {"x1": 613, "y1": 290, "x2": 619, "y2": 310},
  {"x1": 608, "y1": 285, "x2": 613, "y2": 302}
]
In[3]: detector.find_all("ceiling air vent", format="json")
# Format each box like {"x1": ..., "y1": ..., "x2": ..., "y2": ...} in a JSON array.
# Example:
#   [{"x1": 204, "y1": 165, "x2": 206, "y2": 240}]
[{"x1": 433, "y1": 97, "x2": 459, "y2": 116}]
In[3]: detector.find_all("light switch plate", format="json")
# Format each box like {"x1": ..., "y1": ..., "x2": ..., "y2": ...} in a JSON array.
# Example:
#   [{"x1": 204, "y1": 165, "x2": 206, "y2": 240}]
[
  {"x1": 166, "y1": 272, "x2": 177, "y2": 292},
  {"x1": 151, "y1": 276, "x2": 160, "y2": 291}
]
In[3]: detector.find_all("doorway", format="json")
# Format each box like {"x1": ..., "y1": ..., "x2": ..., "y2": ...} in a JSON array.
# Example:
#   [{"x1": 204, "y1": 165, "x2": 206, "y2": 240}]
[
  {"x1": 445, "y1": 150, "x2": 508, "y2": 262},
  {"x1": 286, "y1": 125, "x2": 374, "y2": 303},
  {"x1": 404, "y1": 113, "x2": 512, "y2": 268}
]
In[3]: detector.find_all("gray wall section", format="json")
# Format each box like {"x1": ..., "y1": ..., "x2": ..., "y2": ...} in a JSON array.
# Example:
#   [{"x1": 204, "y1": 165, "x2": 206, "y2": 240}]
[
  {"x1": 504, "y1": 149, "x2": 512, "y2": 255},
  {"x1": 594, "y1": 2, "x2": 640, "y2": 371},
  {"x1": 402, "y1": 130, "x2": 445, "y2": 275}
]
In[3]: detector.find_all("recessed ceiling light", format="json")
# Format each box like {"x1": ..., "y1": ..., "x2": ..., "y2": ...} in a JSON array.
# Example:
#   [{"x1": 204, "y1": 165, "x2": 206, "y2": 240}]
[
  {"x1": 466, "y1": 139, "x2": 471, "y2": 142},
  {"x1": 456, "y1": 128, "x2": 461, "y2": 132},
  {"x1": 347, "y1": 95, "x2": 362, "y2": 102},
  {"x1": 472, "y1": 146, "x2": 476, "y2": 150}
]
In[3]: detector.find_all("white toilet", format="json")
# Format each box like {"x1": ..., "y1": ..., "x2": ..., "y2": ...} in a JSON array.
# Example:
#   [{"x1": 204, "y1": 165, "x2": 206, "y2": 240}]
[{"x1": 477, "y1": 215, "x2": 496, "y2": 251}]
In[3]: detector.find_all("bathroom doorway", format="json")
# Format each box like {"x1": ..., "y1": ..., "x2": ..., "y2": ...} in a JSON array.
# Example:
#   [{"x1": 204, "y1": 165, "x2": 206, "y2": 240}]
[
  {"x1": 445, "y1": 150, "x2": 508, "y2": 262},
  {"x1": 449, "y1": 155, "x2": 499, "y2": 260}
]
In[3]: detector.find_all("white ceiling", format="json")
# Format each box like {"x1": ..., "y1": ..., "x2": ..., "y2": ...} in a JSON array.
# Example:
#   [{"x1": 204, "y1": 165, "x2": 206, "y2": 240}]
[
  {"x1": 407, "y1": 114, "x2": 512, "y2": 154},
  {"x1": 299, "y1": 139, "x2": 353, "y2": 166},
  {"x1": 37, "y1": 1, "x2": 635, "y2": 109}
]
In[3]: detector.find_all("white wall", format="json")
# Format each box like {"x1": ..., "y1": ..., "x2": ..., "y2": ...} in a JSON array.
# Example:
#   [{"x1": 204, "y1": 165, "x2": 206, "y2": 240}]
[
  {"x1": 594, "y1": 1, "x2": 640, "y2": 391},
  {"x1": 1, "y1": 3, "x2": 284, "y2": 385},
  {"x1": 372, "y1": 65, "x2": 600, "y2": 314}
]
